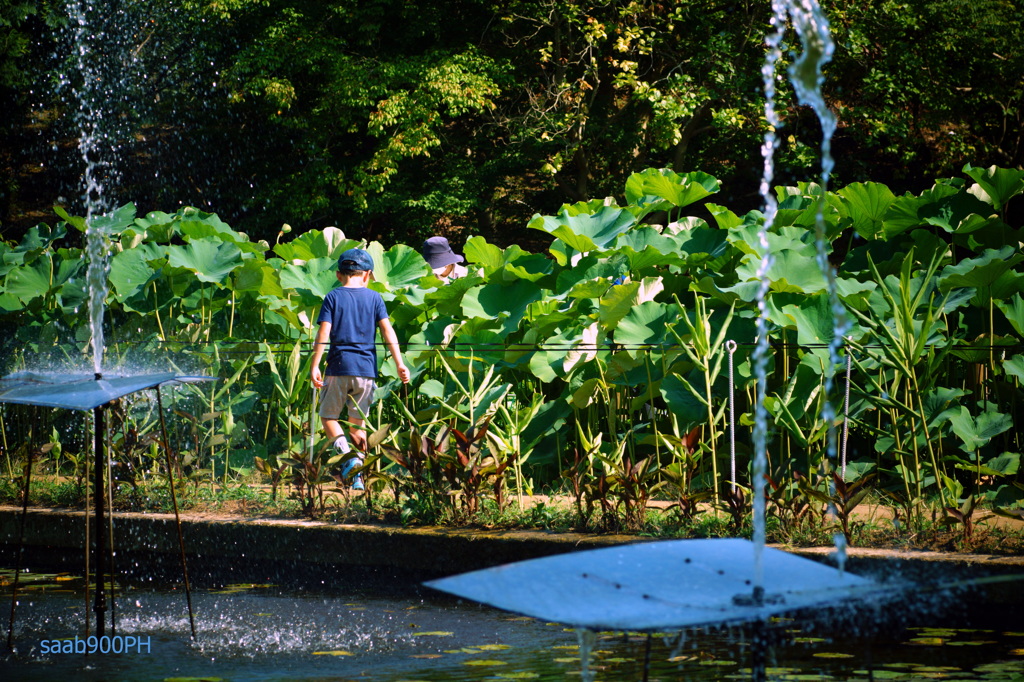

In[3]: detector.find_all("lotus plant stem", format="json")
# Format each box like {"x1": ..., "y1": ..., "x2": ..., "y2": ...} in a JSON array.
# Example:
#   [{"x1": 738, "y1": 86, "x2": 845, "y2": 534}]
[
  {"x1": 644, "y1": 358, "x2": 660, "y2": 462},
  {"x1": 0, "y1": 410, "x2": 10, "y2": 478},
  {"x1": 150, "y1": 281, "x2": 166, "y2": 341},
  {"x1": 229, "y1": 290, "x2": 235, "y2": 339},
  {"x1": 910, "y1": 375, "x2": 948, "y2": 509},
  {"x1": 263, "y1": 394, "x2": 274, "y2": 442}
]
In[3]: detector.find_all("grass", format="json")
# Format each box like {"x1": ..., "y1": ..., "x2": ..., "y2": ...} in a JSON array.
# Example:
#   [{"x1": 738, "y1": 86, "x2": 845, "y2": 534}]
[{"x1": 2, "y1": 473, "x2": 1022, "y2": 556}]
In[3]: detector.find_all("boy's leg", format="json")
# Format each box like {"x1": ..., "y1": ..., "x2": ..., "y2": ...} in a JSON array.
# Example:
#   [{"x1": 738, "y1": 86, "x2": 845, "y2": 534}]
[
  {"x1": 344, "y1": 376, "x2": 376, "y2": 451},
  {"x1": 318, "y1": 377, "x2": 350, "y2": 452}
]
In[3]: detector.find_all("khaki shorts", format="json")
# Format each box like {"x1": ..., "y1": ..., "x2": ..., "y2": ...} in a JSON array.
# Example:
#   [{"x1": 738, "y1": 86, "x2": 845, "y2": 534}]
[{"x1": 318, "y1": 375, "x2": 376, "y2": 421}]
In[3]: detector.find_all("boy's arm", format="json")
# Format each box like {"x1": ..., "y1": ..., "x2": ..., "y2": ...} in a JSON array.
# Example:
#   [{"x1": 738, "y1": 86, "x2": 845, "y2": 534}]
[
  {"x1": 378, "y1": 318, "x2": 410, "y2": 384},
  {"x1": 310, "y1": 321, "x2": 331, "y2": 388}
]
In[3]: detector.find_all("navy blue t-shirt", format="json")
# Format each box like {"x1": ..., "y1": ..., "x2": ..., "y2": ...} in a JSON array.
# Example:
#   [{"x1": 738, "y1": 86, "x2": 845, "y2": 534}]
[{"x1": 316, "y1": 286, "x2": 388, "y2": 378}]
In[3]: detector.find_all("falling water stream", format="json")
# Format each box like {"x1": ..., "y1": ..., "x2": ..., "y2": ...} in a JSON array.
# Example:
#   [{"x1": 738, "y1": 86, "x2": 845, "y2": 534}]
[{"x1": 752, "y1": 0, "x2": 846, "y2": 598}]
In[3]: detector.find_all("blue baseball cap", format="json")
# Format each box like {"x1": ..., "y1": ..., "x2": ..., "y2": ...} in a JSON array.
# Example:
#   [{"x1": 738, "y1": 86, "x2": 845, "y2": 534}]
[{"x1": 337, "y1": 248, "x2": 374, "y2": 272}]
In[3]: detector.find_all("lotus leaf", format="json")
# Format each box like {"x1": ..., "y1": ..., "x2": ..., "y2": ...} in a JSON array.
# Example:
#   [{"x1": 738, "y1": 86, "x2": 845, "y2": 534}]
[
  {"x1": 838, "y1": 181, "x2": 895, "y2": 240},
  {"x1": 623, "y1": 168, "x2": 720, "y2": 214},
  {"x1": 109, "y1": 247, "x2": 159, "y2": 302},
  {"x1": 529, "y1": 205, "x2": 636, "y2": 253},
  {"x1": 274, "y1": 227, "x2": 358, "y2": 261},
  {"x1": 279, "y1": 257, "x2": 339, "y2": 306},
  {"x1": 233, "y1": 260, "x2": 285, "y2": 298},
  {"x1": 615, "y1": 301, "x2": 675, "y2": 352},
  {"x1": 963, "y1": 163, "x2": 1024, "y2": 212},
  {"x1": 948, "y1": 407, "x2": 1012, "y2": 452},
  {"x1": 167, "y1": 237, "x2": 244, "y2": 285},
  {"x1": 659, "y1": 372, "x2": 707, "y2": 427},
  {"x1": 599, "y1": 277, "x2": 664, "y2": 330},
  {"x1": 368, "y1": 243, "x2": 430, "y2": 290}
]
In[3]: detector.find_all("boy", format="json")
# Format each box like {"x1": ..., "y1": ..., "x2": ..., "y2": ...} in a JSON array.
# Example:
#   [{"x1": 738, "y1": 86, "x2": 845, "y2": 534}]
[{"x1": 311, "y1": 248, "x2": 410, "y2": 489}]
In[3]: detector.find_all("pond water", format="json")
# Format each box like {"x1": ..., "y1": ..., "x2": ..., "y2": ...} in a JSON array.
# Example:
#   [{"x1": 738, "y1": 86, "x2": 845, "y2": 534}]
[{"x1": 2, "y1": 561, "x2": 1023, "y2": 681}]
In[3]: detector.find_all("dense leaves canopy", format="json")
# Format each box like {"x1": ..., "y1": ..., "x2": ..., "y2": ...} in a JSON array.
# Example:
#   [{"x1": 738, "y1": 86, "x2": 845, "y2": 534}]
[{"x1": 0, "y1": 0, "x2": 1021, "y2": 246}]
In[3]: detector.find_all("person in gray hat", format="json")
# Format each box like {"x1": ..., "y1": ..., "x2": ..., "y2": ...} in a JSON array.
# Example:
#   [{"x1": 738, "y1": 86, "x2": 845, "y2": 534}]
[
  {"x1": 311, "y1": 248, "x2": 410, "y2": 489},
  {"x1": 421, "y1": 236, "x2": 468, "y2": 283}
]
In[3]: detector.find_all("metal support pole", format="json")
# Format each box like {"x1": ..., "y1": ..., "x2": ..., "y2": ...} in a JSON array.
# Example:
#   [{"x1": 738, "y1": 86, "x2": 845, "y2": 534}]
[
  {"x1": 92, "y1": 403, "x2": 107, "y2": 638},
  {"x1": 156, "y1": 387, "x2": 196, "y2": 638}
]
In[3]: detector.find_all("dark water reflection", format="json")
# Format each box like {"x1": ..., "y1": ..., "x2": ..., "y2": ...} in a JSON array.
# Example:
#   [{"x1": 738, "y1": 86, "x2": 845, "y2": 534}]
[{"x1": 2, "y1": 561, "x2": 1023, "y2": 681}]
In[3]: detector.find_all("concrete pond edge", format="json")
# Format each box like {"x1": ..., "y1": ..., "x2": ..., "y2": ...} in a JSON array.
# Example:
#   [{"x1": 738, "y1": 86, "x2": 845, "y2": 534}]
[{"x1": 2, "y1": 506, "x2": 1022, "y2": 602}]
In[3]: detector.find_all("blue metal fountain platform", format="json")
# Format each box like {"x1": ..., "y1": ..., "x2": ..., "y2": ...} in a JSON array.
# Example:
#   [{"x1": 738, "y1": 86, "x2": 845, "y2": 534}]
[{"x1": 0, "y1": 371, "x2": 212, "y2": 411}]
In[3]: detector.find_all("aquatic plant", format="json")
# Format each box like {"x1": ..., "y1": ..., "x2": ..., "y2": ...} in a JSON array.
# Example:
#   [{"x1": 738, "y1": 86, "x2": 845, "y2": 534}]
[{"x1": 1, "y1": 165, "x2": 1023, "y2": 537}]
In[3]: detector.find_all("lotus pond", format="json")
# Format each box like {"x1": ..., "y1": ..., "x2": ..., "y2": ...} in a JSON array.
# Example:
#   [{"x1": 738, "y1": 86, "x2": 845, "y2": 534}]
[{"x1": 2, "y1": 562, "x2": 1023, "y2": 681}]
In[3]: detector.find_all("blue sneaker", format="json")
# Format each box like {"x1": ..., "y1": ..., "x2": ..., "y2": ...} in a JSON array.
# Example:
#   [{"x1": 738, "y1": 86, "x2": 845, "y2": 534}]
[{"x1": 339, "y1": 454, "x2": 364, "y2": 489}]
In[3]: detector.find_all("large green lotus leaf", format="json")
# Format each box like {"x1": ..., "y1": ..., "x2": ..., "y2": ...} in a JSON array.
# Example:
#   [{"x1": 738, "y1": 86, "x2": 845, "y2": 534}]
[
  {"x1": 500, "y1": 253, "x2": 553, "y2": 282},
  {"x1": 0, "y1": 291, "x2": 21, "y2": 313},
  {"x1": 619, "y1": 245, "x2": 683, "y2": 272},
  {"x1": 693, "y1": 276, "x2": 749, "y2": 305},
  {"x1": 675, "y1": 225, "x2": 731, "y2": 263},
  {"x1": 705, "y1": 203, "x2": 744, "y2": 230},
  {"x1": 178, "y1": 208, "x2": 246, "y2": 244},
  {"x1": 599, "y1": 277, "x2": 663, "y2": 330},
  {"x1": 948, "y1": 406, "x2": 1012, "y2": 452},
  {"x1": 52, "y1": 205, "x2": 86, "y2": 233},
  {"x1": 963, "y1": 163, "x2": 1024, "y2": 212},
  {"x1": 984, "y1": 269, "x2": 1024, "y2": 304},
  {"x1": 555, "y1": 255, "x2": 621, "y2": 296},
  {"x1": 82, "y1": 203, "x2": 136, "y2": 236},
  {"x1": 463, "y1": 236, "x2": 505, "y2": 271},
  {"x1": 615, "y1": 301, "x2": 675, "y2": 349},
  {"x1": 279, "y1": 257, "x2": 339, "y2": 305},
  {"x1": 880, "y1": 183, "x2": 960, "y2": 240},
  {"x1": 133, "y1": 210, "x2": 177, "y2": 241},
  {"x1": 527, "y1": 327, "x2": 578, "y2": 382},
  {"x1": 917, "y1": 191, "x2": 993, "y2": 234},
  {"x1": 614, "y1": 225, "x2": 676, "y2": 254},
  {"x1": 834, "y1": 277, "x2": 875, "y2": 313},
  {"x1": 167, "y1": 238, "x2": 244, "y2": 285},
  {"x1": 275, "y1": 227, "x2": 359, "y2": 261},
  {"x1": 659, "y1": 372, "x2": 707, "y2": 426},
  {"x1": 919, "y1": 386, "x2": 969, "y2": 429},
  {"x1": 234, "y1": 259, "x2": 285, "y2": 298},
  {"x1": 369, "y1": 243, "x2": 429, "y2": 289},
  {"x1": 729, "y1": 223, "x2": 817, "y2": 259},
  {"x1": 423, "y1": 274, "x2": 481, "y2": 316},
  {"x1": 838, "y1": 181, "x2": 895, "y2": 240},
  {"x1": 624, "y1": 168, "x2": 721, "y2": 213},
  {"x1": 0, "y1": 222, "x2": 68, "y2": 276},
  {"x1": 955, "y1": 216, "x2": 1024, "y2": 253},
  {"x1": 996, "y1": 295, "x2": 1024, "y2": 337},
  {"x1": 771, "y1": 193, "x2": 822, "y2": 230},
  {"x1": 5, "y1": 259, "x2": 53, "y2": 303},
  {"x1": 1004, "y1": 354, "x2": 1024, "y2": 382},
  {"x1": 462, "y1": 278, "x2": 544, "y2": 325},
  {"x1": 779, "y1": 293, "x2": 838, "y2": 350},
  {"x1": 735, "y1": 250, "x2": 828, "y2": 294},
  {"x1": 528, "y1": 205, "x2": 636, "y2": 253},
  {"x1": 937, "y1": 246, "x2": 1023, "y2": 291},
  {"x1": 109, "y1": 247, "x2": 159, "y2": 302},
  {"x1": 54, "y1": 255, "x2": 88, "y2": 313}
]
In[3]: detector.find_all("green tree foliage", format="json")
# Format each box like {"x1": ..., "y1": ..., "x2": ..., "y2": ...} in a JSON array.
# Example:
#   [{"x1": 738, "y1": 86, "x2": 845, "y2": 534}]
[
  {"x1": 827, "y1": 0, "x2": 1024, "y2": 188},
  {"x1": 0, "y1": 0, "x2": 1021, "y2": 245}
]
